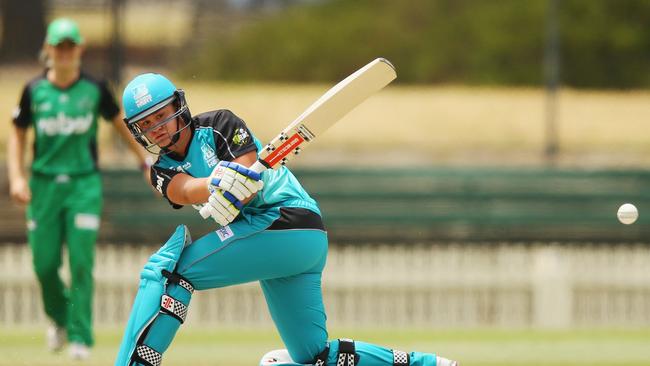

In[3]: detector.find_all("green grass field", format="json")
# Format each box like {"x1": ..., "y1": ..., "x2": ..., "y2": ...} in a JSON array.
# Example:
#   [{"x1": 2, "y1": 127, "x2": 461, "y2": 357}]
[{"x1": 1, "y1": 328, "x2": 649, "y2": 366}]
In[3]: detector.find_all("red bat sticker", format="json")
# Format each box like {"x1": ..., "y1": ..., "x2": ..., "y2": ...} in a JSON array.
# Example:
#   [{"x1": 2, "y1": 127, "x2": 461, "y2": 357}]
[{"x1": 264, "y1": 133, "x2": 305, "y2": 167}]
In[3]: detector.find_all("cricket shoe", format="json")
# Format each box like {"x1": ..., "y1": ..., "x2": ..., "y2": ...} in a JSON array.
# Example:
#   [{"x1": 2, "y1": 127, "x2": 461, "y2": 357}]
[
  {"x1": 437, "y1": 355, "x2": 459, "y2": 366},
  {"x1": 46, "y1": 324, "x2": 66, "y2": 352},
  {"x1": 69, "y1": 342, "x2": 90, "y2": 360}
]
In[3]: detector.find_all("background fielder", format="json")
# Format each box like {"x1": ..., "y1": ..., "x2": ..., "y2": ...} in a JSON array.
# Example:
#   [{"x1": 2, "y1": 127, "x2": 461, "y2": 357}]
[{"x1": 7, "y1": 18, "x2": 149, "y2": 360}]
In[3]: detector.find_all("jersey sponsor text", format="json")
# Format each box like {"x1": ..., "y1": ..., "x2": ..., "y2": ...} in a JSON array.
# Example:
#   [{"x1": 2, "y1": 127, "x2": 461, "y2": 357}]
[
  {"x1": 36, "y1": 112, "x2": 93, "y2": 136},
  {"x1": 155, "y1": 175, "x2": 165, "y2": 194}
]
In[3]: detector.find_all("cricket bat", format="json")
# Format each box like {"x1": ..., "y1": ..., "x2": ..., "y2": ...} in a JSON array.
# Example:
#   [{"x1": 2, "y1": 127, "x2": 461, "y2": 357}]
[{"x1": 201, "y1": 57, "x2": 397, "y2": 219}]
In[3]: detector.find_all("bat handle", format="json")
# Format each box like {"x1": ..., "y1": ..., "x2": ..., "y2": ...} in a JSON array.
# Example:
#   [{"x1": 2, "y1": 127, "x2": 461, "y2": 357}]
[
  {"x1": 200, "y1": 159, "x2": 269, "y2": 220},
  {"x1": 249, "y1": 160, "x2": 268, "y2": 174}
]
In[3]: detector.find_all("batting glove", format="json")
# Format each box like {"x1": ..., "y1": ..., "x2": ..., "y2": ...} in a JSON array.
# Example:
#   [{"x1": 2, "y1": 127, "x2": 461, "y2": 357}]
[
  {"x1": 207, "y1": 161, "x2": 264, "y2": 201},
  {"x1": 203, "y1": 190, "x2": 243, "y2": 226}
]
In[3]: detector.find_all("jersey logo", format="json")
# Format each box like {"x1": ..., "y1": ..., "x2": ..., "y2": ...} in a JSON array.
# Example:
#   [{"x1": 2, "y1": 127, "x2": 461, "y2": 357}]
[
  {"x1": 37, "y1": 102, "x2": 52, "y2": 112},
  {"x1": 133, "y1": 84, "x2": 153, "y2": 108},
  {"x1": 216, "y1": 225, "x2": 234, "y2": 241},
  {"x1": 36, "y1": 112, "x2": 93, "y2": 136},
  {"x1": 77, "y1": 97, "x2": 92, "y2": 110},
  {"x1": 201, "y1": 144, "x2": 217, "y2": 168},
  {"x1": 155, "y1": 174, "x2": 165, "y2": 194},
  {"x1": 175, "y1": 162, "x2": 192, "y2": 173},
  {"x1": 232, "y1": 128, "x2": 250, "y2": 146}
]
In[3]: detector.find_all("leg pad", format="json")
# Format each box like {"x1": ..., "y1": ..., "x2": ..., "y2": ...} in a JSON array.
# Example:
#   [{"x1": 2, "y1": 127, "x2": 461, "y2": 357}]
[{"x1": 115, "y1": 225, "x2": 192, "y2": 366}]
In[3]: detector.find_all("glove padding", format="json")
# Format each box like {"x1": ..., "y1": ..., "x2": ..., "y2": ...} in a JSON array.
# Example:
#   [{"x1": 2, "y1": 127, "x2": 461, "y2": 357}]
[
  {"x1": 202, "y1": 190, "x2": 243, "y2": 226},
  {"x1": 208, "y1": 161, "x2": 263, "y2": 201}
]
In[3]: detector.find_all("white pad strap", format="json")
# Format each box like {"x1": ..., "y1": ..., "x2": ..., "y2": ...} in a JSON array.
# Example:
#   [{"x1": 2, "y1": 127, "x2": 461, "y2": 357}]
[
  {"x1": 392, "y1": 350, "x2": 409, "y2": 366},
  {"x1": 136, "y1": 344, "x2": 162, "y2": 366},
  {"x1": 178, "y1": 277, "x2": 195, "y2": 294},
  {"x1": 337, "y1": 339, "x2": 357, "y2": 366},
  {"x1": 337, "y1": 353, "x2": 355, "y2": 366}
]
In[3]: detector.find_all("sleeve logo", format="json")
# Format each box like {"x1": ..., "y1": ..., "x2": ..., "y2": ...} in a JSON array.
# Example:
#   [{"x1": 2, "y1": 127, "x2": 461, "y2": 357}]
[
  {"x1": 201, "y1": 144, "x2": 217, "y2": 168},
  {"x1": 232, "y1": 128, "x2": 250, "y2": 146}
]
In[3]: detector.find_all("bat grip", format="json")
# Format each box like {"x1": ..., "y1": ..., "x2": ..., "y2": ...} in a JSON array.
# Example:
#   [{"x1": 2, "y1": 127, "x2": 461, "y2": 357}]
[
  {"x1": 199, "y1": 159, "x2": 269, "y2": 220},
  {"x1": 249, "y1": 160, "x2": 268, "y2": 174}
]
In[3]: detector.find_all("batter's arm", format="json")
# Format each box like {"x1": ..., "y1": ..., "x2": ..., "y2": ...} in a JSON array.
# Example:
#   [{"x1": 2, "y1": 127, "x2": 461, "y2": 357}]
[{"x1": 166, "y1": 150, "x2": 259, "y2": 206}]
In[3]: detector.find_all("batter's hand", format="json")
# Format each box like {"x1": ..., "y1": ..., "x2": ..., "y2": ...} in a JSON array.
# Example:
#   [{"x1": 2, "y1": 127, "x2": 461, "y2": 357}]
[
  {"x1": 207, "y1": 161, "x2": 263, "y2": 201},
  {"x1": 203, "y1": 189, "x2": 243, "y2": 226}
]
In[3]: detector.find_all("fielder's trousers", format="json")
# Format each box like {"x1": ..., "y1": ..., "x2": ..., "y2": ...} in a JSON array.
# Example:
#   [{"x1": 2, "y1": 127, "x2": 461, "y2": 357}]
[{"x1": 27, "y1": 172, "x2": 102, "y2": 346}]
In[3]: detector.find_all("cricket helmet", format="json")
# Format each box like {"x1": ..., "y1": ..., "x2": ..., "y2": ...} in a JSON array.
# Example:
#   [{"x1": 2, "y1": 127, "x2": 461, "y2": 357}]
[{"x1": 122, "y1": 73, "x2": 193, "y2": 154}]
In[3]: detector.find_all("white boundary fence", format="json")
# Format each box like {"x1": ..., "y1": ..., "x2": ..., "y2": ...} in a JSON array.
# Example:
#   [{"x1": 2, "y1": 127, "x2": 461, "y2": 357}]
[{"x1": 2, "y1": 243, "x2": 650, "y2": 328}]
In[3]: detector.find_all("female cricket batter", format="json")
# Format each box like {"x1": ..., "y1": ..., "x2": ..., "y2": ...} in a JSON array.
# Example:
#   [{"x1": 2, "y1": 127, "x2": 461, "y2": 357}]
[
  {"x1": 7, "y1": 18, "x2": 149, "y2": 360},
  {"x1": 115, "y1": 73, "x2": 458, "y2": 366}
]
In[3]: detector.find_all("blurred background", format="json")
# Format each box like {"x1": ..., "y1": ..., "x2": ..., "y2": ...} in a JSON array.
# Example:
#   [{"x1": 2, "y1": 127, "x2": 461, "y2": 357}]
[{"x1": 1, "y1": 0, "x2": 649, "y2": 365}]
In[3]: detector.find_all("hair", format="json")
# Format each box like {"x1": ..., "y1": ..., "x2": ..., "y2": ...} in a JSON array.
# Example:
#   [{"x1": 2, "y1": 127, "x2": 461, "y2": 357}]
[{"x1": 38, "y1": 43, "x2": 51, "y2": 68}]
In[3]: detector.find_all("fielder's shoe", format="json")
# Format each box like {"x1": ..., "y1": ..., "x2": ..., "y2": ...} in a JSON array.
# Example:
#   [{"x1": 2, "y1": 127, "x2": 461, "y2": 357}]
[
  {"x1": 46, "y1": 324, "x2": 66, "y2": 352},
  {"x1": 69, "y1": 342, "x2": 90, "y2": 360},
  {"x1": 437, "y1": 355, "x2": 459, "y2": 366}
]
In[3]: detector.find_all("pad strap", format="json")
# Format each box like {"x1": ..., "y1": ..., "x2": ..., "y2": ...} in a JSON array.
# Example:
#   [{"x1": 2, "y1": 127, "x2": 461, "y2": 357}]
[
  {"x1": 161, "y1": 269, "x2": 195, "y2": 294},
  {"x1": 160, "y1": 294, "x2": 189, "y2": 323},
  {"x1": 392, "y1": 349, "x2": 410, "y2": 366},
  {"x1": 134, "y1": 344, "x2": 162, "y2": 366},
  {"x1": 337, "y1": 339, "x2": 358, "y2": 366},
  {"x1": 313, "y1": 344, "x2": 329, "y2": 366}
]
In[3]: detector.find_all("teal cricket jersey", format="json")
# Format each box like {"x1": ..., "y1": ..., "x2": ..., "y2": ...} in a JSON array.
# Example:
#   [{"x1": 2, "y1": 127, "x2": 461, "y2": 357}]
[{"x1": 150, "y1": 109, "x2": 320, "y2": 221}]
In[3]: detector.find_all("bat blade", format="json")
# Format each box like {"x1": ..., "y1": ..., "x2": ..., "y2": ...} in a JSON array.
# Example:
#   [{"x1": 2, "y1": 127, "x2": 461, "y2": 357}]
[{"x1": 257, "y1": 58, "x2": 397, "y2": 170}]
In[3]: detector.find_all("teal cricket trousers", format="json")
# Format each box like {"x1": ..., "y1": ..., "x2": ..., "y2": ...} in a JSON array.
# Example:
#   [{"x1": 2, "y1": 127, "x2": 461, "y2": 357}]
[{"x1": 138, "y1": 208, "x2": 440, "y2": 366}]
